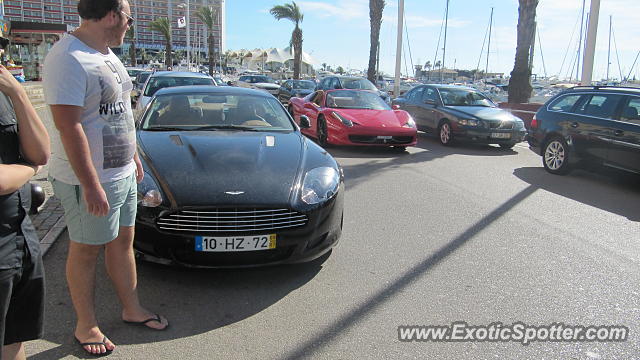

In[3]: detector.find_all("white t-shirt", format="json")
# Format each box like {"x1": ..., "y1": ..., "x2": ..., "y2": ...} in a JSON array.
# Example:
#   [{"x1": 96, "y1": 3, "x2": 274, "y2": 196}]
[{"x1": 43, "y1": 34, "x2": 136, "y2": 185}]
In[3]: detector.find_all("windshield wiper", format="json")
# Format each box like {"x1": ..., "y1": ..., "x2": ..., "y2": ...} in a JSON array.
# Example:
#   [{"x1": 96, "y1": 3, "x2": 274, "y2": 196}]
[
  {"x1": 143, "y1": 126, "x2": 187, "y2": 131},
  {"x1": 190, "y1": 124, "x2": 263, "y2": 131}
]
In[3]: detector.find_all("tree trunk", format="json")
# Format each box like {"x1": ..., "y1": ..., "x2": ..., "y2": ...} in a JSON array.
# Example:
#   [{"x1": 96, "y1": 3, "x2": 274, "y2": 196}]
[
  {"x1": 166, "y1": 42, "x2": 172, "y2": 69},
  {"x1": 508, "y1": 0, "x2": 538, "y2": 103},
  {"x1": 367, "y1": 0, "x2": 384, "y2": 84},
  {"x1": 130, "y1": 42, "x2": 136, "y2": 67},
  {"x1": 208, "y1": 34, "x2": 214, "y2": 76},
  {"x1": 292, "y1": 26, "x2": 303, "y2": 79}
]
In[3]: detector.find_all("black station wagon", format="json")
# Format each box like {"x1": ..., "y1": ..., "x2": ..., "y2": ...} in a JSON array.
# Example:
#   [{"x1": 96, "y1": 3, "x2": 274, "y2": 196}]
[{"x1": 528, "y1": 86, "x2": 640, "y2": 175}]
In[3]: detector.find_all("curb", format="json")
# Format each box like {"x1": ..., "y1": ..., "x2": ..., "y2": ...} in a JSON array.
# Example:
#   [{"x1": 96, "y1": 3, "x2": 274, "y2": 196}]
[{"x1": 39, "y1": 216, "x2": 66, "y2": 256}]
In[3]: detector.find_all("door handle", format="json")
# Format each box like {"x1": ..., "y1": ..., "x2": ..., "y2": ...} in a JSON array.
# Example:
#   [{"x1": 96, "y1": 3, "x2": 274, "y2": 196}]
[
  {"x1": 613, "y1": 129, "x2": 624, "y2": 137},
  {"x1": 570, "y1": 122, "x2": 579, "y2": 128}
]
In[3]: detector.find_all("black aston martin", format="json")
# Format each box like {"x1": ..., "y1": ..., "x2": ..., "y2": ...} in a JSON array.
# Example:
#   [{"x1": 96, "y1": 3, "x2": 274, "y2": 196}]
[{"x1": 134, "y1": 86, "x2": 344, "y2": 268}]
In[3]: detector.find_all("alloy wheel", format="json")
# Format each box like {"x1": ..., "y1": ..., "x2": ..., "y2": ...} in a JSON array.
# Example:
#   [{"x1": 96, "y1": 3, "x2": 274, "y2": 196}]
[
  {"x1": 544, "y1": 140, "x2": 565, "y2": 171},
  {"x1": 439, "y1": 122, "x2": 451, "y2": 145}
]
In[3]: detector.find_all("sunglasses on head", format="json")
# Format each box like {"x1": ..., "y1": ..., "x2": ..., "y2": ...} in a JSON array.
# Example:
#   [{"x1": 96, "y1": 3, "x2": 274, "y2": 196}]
[{"x1": 121, "y1": 11, "x2": 134, "y2": 26}]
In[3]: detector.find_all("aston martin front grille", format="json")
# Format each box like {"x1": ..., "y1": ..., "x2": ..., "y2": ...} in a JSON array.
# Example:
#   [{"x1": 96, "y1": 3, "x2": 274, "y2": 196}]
[{"x1": 156, "y1": 208, "x2": 308, "y2": 233}]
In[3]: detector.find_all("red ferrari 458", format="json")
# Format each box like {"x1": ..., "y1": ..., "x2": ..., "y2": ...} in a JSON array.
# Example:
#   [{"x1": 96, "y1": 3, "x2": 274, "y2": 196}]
[{"x1": 288, "y1": 89, "x2": 417, "y2": 149}]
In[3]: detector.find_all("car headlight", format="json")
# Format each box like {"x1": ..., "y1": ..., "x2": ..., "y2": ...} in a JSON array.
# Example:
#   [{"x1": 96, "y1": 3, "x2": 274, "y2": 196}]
[
  {"x1": 458, "y1": 119, "x2": 480, "y2": 126},
  {"x1": 403, "y1": 116, "x2": 416, "y2": 128},
  {"x1": 137, "y1": 172, "x2": 163, "y2": 207},
  {"x1": 332, "y1": 111, "x2": 353, "y2": 127},
  {"x1": 301, "y1": 167, "x2": 340, "y2": 205}
]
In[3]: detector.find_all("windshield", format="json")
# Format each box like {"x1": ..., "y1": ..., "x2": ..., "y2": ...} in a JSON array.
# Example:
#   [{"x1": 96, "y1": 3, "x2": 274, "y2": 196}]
[
  {"x1": 143, "y1": 76, "x2": 215, "y2": 96},
  {"x1": 341, "y1": 78, "x2": 378, "y2": 91},
  {"x1": 136, "y1": 72, "x2": 151, "y2": 83},
  {"x1": 326, "y1": 90, "x2": 390, "y2": 110},
  {"x1": 438, "y1": 88, "x2": 495, "y2": 107},
  {"x1": 293, "y1": 80, "x2": 316, "y2": 90},
  {"x1": 252, "y1": 76, "x2": 274, "y2": 83},
  {"x1": 140, "y1": 93, "x2": 295, "y2": 131}
]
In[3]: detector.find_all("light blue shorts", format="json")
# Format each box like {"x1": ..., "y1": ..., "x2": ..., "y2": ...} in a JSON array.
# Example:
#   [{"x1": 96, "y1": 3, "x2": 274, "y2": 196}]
[{"x1": 50, "y1": 174, "x2": 137, "y2": 245}]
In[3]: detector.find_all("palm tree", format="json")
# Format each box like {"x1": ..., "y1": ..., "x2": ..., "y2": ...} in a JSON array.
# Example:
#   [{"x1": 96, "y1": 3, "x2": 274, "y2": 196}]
[
  {"x1": 508, "y1": 0, "x2": 539, "y2": 103},
  {"x1": 321, "y1": 63, "x2": 327, "y2": 71},
  {"x1": 126, "y1": 27, "x2": 136, "y2": 66},
  {"x1": 434, "y1": 60, "x2": 442, "y2": 70},
  {"x1": 195, "y1": 6, "x2": 218, "y2": 76},
  {"x1": 367, "y1": 0, "x2": 385, "y2": 83},
  {"x1": 150, "y1": 17, "x2": 172, "y2": 69},
  {"x1": 270, "y1": 2, "x2": 304, "y2": 79}
]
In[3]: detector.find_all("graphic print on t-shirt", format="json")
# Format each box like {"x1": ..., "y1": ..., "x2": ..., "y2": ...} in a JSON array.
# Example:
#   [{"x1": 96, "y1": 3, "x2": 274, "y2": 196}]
[{"x1": 98, "y1": 61, "x2": 135, "y2": 170}]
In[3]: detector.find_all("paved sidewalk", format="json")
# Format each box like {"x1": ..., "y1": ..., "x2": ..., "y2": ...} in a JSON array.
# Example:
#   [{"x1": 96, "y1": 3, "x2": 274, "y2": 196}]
[{"x1": 23, "y1": 81, "x2": 67, "y2": 255}]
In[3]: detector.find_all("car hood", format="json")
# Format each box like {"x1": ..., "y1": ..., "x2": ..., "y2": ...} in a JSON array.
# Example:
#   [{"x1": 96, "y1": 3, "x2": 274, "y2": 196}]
[
  {"x1": 337, "y1": 109, "x2": 407, "y2": 127},
  {"x1": 446, "y1": 106, "x2": 516, "y2": 121},
  {"x1": 138, "y1": 131, "x2": 304, "y2": 206},
  {"x1": 253, "y1": 82, "x2": 280, "y2": 90}
]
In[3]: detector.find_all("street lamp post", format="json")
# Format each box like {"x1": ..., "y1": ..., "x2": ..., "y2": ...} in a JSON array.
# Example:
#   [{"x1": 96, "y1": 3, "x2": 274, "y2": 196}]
[{"x1": 178, "y1": 0, "x2": 190, "y2": 70}]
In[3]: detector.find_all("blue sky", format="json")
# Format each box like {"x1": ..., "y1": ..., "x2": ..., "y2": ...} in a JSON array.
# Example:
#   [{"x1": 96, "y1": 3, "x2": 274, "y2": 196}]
[{"x1": 225, "y1": 0, "x2": 640, "y2": 81}]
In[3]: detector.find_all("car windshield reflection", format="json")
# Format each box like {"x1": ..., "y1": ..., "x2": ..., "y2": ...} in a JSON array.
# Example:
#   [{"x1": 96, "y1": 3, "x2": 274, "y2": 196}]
[
  {"x1": 438, "y1": 88, "x2": 495, "y2": 107},
  {"x1": 140, "y1": 93, "x2": 295, "y2": 131},
  {"x1": 326, "y1": 90, "x2": 390, "y2": 110},
  {"x1": 341, "y1": 79, "x2": 378, "y2": 91}
]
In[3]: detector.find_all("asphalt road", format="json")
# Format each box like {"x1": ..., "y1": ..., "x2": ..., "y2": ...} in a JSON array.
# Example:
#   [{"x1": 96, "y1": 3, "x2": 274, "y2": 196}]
[{"x1": 27, "y1": 134, "x2": 640, "y2": 359}]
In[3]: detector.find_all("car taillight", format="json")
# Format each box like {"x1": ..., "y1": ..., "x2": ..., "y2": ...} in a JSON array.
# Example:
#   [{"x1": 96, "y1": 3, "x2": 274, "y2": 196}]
[{"x1": 530, "y1": 114, "x2": 539, "y2": 129}]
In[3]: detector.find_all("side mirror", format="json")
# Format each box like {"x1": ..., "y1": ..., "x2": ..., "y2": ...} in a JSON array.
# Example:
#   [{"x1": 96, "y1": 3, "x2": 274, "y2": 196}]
[
  {"x1": 424, "y1": 99, "x2": 437, "y2": 106},
  {"x1": 299, "y1": 115, "x2": 311, "y2": 129},
  {"x1": 392, "y1": 104, "x2": 400, "y2": 110}
]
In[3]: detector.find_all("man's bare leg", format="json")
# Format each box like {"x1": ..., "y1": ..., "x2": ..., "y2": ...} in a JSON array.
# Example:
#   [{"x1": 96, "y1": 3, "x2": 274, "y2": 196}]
[
  {"x1": 104, "y1": 226, "x2": 168, "y2": 329},
  {"x1": 66, "y1": 241, "x2": 115, "y2": 354},
  {"x1": 2, "y1": 342, "x2": 25, "y2": 360}
]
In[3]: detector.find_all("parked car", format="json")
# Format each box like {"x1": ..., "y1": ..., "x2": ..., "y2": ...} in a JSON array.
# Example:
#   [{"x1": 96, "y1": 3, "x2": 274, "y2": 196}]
[
  {"x1": 288, "y1": 89, "x2": 417, "y2": 149},
  {"x1": 393, "y1": 84, "x2": 526, "y2": 148},
  {"x1": 235, "y1": 74, "x2": 280, "y2": 96},
  {"x1": 277, "y1": 79, "x2": 316, "y2": 104},
  {"x1": 528, "y1": 86, "x2": 640, "y2": 175},
  {"x1": 131, "y1": 70, "x2": 153, "y2": 105},
  {"x1": 134, "y1": 86, "x2": 344, "y2": 267},
  {"x1": 316, "y1": 75, "x2": 391, "y2": 104},
  {"x1": 126, "y1": 67, "x2": 146, "y2": 79},
  {"x1": 134, "y1": 71, "x2": 216, "y2": 114}
]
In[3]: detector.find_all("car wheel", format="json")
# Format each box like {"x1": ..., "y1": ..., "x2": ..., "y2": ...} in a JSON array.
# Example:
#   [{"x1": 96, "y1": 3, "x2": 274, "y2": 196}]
[
  {"x1": 438, "y1": 120, "x2": 453, "y2": 146},
  {"x1": 499, "y1": 143, "x2": 516, "y2": 149},
  {"x1": 542, "y1": 136, "x2": 571, "y2": 175},
  {"x1": 317, "y1": 116, "x2": 330, "y2": 147}
]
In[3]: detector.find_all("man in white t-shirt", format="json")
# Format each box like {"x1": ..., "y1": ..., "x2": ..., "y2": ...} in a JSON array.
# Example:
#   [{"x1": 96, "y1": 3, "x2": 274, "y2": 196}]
[{"x1": 43, "y1": 0, "x2": 168, "y2": 356}]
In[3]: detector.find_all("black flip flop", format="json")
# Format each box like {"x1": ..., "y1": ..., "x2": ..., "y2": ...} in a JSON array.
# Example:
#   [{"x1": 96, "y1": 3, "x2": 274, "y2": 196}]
[
  {"x1": 75, "y1": 336, "x2": 113, "y2": 357},
  {"x1": 123, "y1": 313, "x2": 169, "y2": 330}
]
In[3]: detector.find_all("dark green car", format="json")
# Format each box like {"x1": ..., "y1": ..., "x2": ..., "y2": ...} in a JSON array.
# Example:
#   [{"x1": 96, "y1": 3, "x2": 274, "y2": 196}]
[{"x1": 393, "y1": 84, "x2": 526, "y2": 148}]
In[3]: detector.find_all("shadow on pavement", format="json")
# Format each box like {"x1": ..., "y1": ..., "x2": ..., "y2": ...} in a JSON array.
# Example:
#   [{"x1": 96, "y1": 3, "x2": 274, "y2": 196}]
[
  {"x1": 514, "y1": 166, "x2": 640, "y2": 222},
  {"x1": 32, "y1": 236, "x2": 328, "y2": 359},
  {"x1": 332, "y1": 133, "x2": 520, "y2": 191},
  {"x1": 280, "y1": 185, "x2": 538, "y2": 359}
]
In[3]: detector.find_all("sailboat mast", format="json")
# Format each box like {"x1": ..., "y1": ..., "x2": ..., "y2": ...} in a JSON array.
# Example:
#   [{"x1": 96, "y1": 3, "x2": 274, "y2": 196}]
[
  {"x1": 576, "y1": 0, "x2": 586, "y2": 81},
  {"x1": 485, "y1": 7, "x2": 493, "y2": 81},
  {"x1": 607, "y1": 15, "x2": 611, "y2": 81},
  {"x1": 441, "y1": 0, "x2": 449, "y2": 83}
]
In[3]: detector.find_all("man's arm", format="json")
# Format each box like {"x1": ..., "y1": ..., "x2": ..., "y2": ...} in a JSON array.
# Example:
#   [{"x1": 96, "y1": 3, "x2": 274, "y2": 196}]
[
  {"x1": 49, "y1": 105, "x2": 109, "y2": 217},
  {"x1": 0, "y1": 163, "x2": 40, "y2": 195},
  {"x1": 0, "y1": 65, "x2": 50, "y2": 165}
]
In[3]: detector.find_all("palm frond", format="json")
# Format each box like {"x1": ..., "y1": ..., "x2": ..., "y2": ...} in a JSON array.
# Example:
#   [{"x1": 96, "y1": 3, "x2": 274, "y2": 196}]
[{"x1": 195, "y1": 6, "x2": 217, "y2": 29}]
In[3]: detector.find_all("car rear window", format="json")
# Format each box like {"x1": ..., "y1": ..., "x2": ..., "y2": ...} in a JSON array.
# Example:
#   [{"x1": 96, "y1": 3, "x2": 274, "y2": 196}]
[
  {"x1": 144, "y1": 76, "x2": 215, "y2": 96},
  {"x1": 621, "y1": 97, "x2": 640, "y2": 124},
  {"x1": 548, "y1": 94, "x2": 582, "y2": 112}
]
